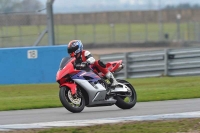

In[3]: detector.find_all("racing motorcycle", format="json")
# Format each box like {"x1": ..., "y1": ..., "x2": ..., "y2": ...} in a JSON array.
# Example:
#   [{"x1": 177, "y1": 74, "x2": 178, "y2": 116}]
[{"x1": 56, "y1": 57, "x2": 137, "y2": 113}]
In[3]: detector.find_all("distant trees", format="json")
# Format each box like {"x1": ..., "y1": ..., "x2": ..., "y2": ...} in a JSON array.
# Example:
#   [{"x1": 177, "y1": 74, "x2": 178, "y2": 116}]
[
  {"x1": 20, "y1": 0, "x2": 43, "y2": 12},
  {"x1": 165, "y1": 3, "x2": 200, "y2": 9},
  {"x1": 0, "y1": 0, "x2": 43, "y2": 13},
  {"x1": 192, "y1": 4, "x2": 200, "y2": 9},
  {"x1": 0, "y1": 0, "x2": 16, "y2": 13}
]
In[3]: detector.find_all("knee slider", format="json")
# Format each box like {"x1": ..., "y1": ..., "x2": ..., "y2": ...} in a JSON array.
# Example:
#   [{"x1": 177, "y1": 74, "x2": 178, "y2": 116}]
[{"x1": 98, "y1": 60, "x2": 106, "y2": 68}]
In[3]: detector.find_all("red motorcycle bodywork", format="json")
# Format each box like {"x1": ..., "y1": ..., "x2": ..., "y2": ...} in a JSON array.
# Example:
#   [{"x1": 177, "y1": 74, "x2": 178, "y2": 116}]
[
  {"x1": 106, "y1": 60, "x2": 122, "y2": 72},
  {"x1": 99, "y1": 60, "x2": 123, "y2": 77},
  {"x1": 56, "y1": 58, "x2": 80, "y2": 95},
  {"x1": 56, "y1": 58, "x2": 123, "y2": 95}
]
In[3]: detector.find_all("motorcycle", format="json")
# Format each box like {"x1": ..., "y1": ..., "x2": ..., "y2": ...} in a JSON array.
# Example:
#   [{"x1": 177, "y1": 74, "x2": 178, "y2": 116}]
[{"x1": 56, "y1": 57, "x2": 137, "y2": 113}]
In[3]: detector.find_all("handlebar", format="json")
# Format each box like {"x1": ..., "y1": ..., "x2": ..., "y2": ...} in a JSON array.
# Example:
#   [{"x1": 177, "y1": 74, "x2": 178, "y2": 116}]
[{"x1": 75, "y1": 62, "x2": 89, "y2": 69}]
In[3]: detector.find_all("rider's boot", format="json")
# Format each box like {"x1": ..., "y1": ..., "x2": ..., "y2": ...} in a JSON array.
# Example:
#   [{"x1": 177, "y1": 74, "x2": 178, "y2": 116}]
[{"x1": 105, "y1": 72, "x2": 118, "y2": 87}]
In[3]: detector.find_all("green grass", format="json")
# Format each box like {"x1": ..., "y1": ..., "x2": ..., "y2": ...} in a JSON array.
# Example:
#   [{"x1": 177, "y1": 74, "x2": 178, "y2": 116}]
[
  {"x1": 0, "y1": 83, "x2": 61, "y2": 111},
  {"x1": 0, "y1": 76, "x2": 200, "y2": 111},
  {"x1": 127, "y1": 76, "x2": 200, "y2": 102},
  {"x1": 0, "y1": 22, "x2": 197, "y2": 47},
  {"x1": 25, "y1": 118, "x2": 200, "y2": 133}
]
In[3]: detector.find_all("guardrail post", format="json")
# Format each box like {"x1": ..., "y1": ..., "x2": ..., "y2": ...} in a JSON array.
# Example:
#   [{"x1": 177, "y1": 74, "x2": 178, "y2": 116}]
[
  {"x1": 164, "y1": 49, "x2": 169, "y2": 76},
  {"x1": 124, "y1": 53, "x2": 128, "y2": 79}
]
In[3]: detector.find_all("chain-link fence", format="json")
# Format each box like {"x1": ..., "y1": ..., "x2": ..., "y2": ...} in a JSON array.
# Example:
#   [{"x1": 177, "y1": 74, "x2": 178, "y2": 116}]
[
  {"x1": 0, "y1": 12, "x2": 48, "y2": 48},
  {"x1": 52, "y1": 10, "x2": 200, "y2": 46},
  {"x1": 0, "y1": 1, "x2": 200, "y2": 48},
  {"x1": 53, "y1": 18, "x2": 200, "y2": 46},
  {"x1": 0, "y1": 0, "x2": 47, "y2": 48}
]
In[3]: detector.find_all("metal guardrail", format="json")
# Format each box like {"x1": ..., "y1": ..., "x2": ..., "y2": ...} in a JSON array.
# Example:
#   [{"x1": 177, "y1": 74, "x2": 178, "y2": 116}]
[
  {"x1": 100, "y1": 47, "x2": 200, "y2": 79},
  {"x1": 167, "y1": 48, "x2": 200, "y2": 76}
]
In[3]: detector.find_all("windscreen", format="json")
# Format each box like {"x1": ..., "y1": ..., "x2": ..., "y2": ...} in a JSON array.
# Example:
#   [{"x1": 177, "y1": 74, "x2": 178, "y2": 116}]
[{"x1": 59, "y1": 57, "x2": 72, "y2": 70}]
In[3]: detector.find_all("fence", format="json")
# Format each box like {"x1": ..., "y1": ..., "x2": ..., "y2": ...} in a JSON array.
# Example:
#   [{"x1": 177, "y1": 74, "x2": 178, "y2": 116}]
[
  {"x1": 0, "y1": 12, "x2": 48, "y2": 48},
  {"x1": 1, "y1": 9, "x2": 200, "y2": 48},
  {"x1": 99, "y1": 47, "x2": 200, "y2": 79},
  {"x1": 1, "y1": 10, "x2": 200, "y2": 25}
]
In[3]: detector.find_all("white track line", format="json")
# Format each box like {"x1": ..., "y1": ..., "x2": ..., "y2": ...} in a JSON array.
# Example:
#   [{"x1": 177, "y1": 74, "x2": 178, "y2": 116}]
[{"x1": 1, "y1": 111, "x2": 200, "y2": 131}]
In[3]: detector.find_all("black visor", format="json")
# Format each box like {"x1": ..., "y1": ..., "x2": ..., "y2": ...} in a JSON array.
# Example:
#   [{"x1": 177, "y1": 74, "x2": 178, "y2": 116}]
[{"x1": 68, "y1": 45, "x2": 79, "y2": 53}]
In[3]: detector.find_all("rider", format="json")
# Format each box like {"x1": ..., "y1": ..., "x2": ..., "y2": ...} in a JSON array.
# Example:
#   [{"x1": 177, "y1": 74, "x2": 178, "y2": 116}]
[{"x1": 67, "y1": 40, "x2": 118, "y2": 87}]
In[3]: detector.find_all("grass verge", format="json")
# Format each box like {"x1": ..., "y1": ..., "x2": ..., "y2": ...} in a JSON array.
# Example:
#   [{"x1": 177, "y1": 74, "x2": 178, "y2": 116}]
[
  {"x1": 3, "y1": 118, "x2": 200, "y2": 133},
  {"x1": 0, "y1": 76, "x2": 200, "y2": 111},
  {"x1": 38, "y1": 118, "x2": 200, "y2": 133}
]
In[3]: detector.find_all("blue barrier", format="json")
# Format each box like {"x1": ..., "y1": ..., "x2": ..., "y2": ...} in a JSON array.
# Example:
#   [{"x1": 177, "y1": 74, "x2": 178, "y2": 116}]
[{"x1": 0, "y1": 45, "x2": 69, "y2": 85}]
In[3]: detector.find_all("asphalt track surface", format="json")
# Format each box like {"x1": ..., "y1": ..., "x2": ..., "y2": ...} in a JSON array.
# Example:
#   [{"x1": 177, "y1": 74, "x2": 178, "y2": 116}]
[{"x1": 0, "y1": 98, "x2": 200, "y2": 125}]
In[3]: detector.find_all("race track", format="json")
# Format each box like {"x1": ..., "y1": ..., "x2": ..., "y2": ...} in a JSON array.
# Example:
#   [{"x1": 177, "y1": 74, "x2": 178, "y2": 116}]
[{"x1": 0, "y1": 98, "x2": 200, "y2": 126}]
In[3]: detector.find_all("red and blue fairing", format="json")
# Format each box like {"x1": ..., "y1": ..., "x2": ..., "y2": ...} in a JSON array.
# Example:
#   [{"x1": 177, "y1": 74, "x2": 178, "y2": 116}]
[
  {"x1": 56, "y1": 56, "x2": 123, "y2": 95},
  {"x1": 56, "y1": 57, "x2": 101, "y2": 95},
  {"x1": 71, "y1": 71, "x2": 101, "y2": 82},
  {"x1": 56, "y1": 57, "x2": 79, "y2": 95}
]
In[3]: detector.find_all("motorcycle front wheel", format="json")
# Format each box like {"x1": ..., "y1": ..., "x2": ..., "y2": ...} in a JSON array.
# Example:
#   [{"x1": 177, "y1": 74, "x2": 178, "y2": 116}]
[
  {"x1": 59, "y1": 86, "x2": 85, "y2": 113},
  {"x1": 115, "y1": 79, "x2": 137, "y2": 109}
]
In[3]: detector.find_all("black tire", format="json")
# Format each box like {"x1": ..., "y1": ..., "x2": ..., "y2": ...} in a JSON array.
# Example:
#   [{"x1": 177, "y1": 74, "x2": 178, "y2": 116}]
[
  {"x1": 115, "y1": 79, "x2": 137, "y2": 109},
  {"x1": 59, "y1": 86, "x2": 85, "y2": 113}
]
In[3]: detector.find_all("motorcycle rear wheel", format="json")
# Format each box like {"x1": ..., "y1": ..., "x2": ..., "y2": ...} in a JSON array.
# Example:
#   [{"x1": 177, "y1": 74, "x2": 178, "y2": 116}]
[
  {"x1": 115, "y1": 79, "x2": 137, "y2": 109},
  {"x1": 59, "y1": 86, "x2": 85, "y2": 113}
]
